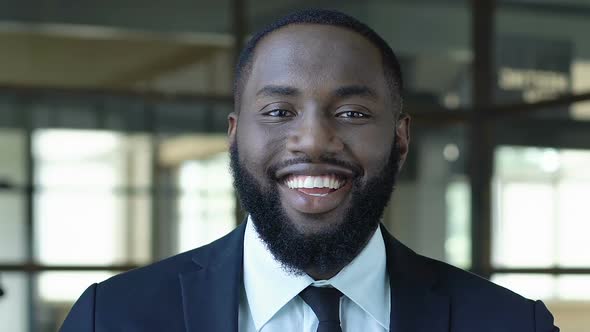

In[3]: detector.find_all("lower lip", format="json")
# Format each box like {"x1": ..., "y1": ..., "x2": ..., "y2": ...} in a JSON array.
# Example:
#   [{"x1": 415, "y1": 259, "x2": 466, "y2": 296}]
[{"x1": 278, "y1": 180, "x2": 353, "y2": 214}]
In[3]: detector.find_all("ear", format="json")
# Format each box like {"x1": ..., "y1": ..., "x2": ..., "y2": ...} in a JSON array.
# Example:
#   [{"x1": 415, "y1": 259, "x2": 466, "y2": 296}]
[
  {"x1": 395, "y1": 113, "x2": 411, "y2": 170},
  {"x1": 228, "y1": 111, "x2": 238, "y2": 145}
]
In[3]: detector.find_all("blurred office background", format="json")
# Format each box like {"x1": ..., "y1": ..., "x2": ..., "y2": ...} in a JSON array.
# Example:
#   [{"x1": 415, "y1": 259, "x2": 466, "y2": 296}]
[{"x1": 0, "y1": 0, "x2": 588, "y2": 331}]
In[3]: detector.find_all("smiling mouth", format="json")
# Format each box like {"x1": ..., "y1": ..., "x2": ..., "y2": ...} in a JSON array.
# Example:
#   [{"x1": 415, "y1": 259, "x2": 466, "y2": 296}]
[
  {"x1": 283, "y1": 175, "x2": 347, "y2": 197},
  {"x1": 274, "y1": 163, "x2": 356, "y2": 214}
]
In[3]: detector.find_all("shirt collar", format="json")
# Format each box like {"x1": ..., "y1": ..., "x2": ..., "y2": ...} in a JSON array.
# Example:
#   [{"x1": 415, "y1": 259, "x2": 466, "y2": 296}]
[
  {"x1": 327, "y1": 222, "x2": 390, "y2": 329},
  {"x1": 242, "y1": 216, "x2": 390, "y2": 331},
  {"x1": 243, "y1": 217, "x2": 314, "y2": 331}
]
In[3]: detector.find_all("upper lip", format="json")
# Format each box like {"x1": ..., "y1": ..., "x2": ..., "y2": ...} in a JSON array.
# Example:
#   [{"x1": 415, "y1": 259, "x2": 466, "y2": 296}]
[{"x1": 275, "y1": 163, "x2": 357, "y2": 180}]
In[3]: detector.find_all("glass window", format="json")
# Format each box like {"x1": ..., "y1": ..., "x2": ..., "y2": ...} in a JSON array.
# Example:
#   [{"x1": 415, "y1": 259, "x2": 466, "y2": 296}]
[
  {"x1": 33, "y1": 129, "x2": 152, "y2": 265},
  {"x1": 154, "y1": 101, "x2": 233, "y2": 134},
  {"x1": 388, "y1": 123, "x2": 470, "y2": 268},
  {"x1": 172, "y1": 138, "x2": 235, "y2": 252},
  {"x1": 445, "y1": 178, "x2": 471, "y2": 268},
  {"x1": 492, "y1": 273, "x2": 590, "y2": 301},
  {"x1": 0, "y1": 192, "x2": 26, "y2": 262},
  {"x1": 0, "y1": 272, "x2": 28, "y2": 332},
  {"x1": 496, "y1": 1, "x2": 590, "y2": 120},
  {"x1": 0, "y1": 129, "x2": 27, "y2": 262},
  {"x1": 494, "y1": 273, "x2": 590, "y2": 332},
  {"x1": 492, "y1": 273, "x2": 555, "y2": 300},
  {"x1": 0, "y1": 95, "x2": 22, "y2": 128},
  {"x1": 0, "y1": 129, "x2": 27, "y2": 186},
  {"x1": 493, "y1": 146, "x2": 590, "y2": 268},
  {"x1": 36, "y1": 271, "x2": 115, "y2": 332}
]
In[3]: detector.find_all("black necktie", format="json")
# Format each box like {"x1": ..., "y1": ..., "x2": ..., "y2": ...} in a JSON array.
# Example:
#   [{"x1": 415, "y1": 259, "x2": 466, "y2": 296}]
[{"x1": 299, "y1": 286, "x2": 343, "y2": 332}]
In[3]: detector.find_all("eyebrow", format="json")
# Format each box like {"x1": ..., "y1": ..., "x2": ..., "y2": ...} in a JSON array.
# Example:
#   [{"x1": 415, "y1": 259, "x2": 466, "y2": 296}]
[
  {"x1": 334, "y1": 85, "x2": 378, "y2": 100},
  {"x1": 256, "y1": 85, "x2": 300, "y2": 97},
  {"x1": 255, "y1": 84, "x2": 378, "y2": 100}
]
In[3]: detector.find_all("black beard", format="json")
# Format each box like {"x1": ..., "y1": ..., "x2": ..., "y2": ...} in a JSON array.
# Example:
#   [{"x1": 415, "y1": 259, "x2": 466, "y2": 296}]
[{"x1": 229, "y1": 141, "x2": 401, "y2": 276}]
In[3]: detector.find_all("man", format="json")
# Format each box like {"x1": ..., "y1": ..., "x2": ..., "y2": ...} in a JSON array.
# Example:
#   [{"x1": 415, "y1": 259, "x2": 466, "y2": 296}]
[{"x1": 61, "y1": 9, "x2": 559, "y2": 332}]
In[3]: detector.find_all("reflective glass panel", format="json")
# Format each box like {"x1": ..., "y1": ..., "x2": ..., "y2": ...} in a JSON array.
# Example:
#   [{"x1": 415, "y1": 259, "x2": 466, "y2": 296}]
[
  {"x1": 388, "y1": 123, "x2": 470, "y2": 268},
  {"x1": 0, "y1": 123, "x2": 27, "y2": 263},
  {"x1": 492, "y1": 273, "x2": 590, "y2": 332},
  {"x1": 33, "y1": 129, "x2": 152, "y2": 265},
  {"x1": 0, "y1": 128, "x2": 26, "y2": 186},
  {"x1": 0, "y1": 192, "x2": 26, "y2": 262},
  {"x1": 492, "y1": 273, "x2": 590, "y2": 300},
  {"x1": 36, "y1": 271, "x2": 115, "y2": 332},
  {"x1": 0, "y1": 272, "x2": 28, "y2": 332},
  {"x1": 493, "y1": 146, "x2": 590, "y2": 268},
  {"x1": 496, "y1": 1, "x2": 590, "y2": 120},
  {"x1": 174, "y1": 141, "x2": 235, "y2": 252}
]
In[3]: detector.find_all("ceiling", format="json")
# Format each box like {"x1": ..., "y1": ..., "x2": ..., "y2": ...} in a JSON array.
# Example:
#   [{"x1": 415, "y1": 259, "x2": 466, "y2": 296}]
[{"x1": 0, "y1": 22, "x2": 233, "y2": 92}]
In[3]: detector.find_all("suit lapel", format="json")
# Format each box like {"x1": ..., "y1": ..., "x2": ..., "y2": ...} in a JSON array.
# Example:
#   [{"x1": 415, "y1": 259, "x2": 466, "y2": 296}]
[
  {"x1": 381, "y1": 225, "x2": 450, "y2": 332},
  {"x1": 177, "y1": 222, "x2": 449, "y2": 332},
  {"x1": 179, "y1": 222, "x2": 247, "y2": 332}
]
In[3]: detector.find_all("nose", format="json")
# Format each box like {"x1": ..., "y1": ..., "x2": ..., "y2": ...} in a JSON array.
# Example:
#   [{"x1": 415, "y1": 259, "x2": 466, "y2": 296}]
[{"x1": 286, "y1": 110, "x2": 344, "y2": 160}]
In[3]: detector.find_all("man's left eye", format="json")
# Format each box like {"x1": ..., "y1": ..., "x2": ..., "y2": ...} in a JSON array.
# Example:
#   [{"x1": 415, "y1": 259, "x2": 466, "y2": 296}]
[{"x1": 337, "y1": 111, "x2": 369, "y2": 118}]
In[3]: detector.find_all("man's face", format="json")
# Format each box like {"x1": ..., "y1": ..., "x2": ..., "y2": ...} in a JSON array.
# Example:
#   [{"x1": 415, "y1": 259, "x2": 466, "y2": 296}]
[{"x1": 228, "y1": 24, "x2": 410, "y2": 275}]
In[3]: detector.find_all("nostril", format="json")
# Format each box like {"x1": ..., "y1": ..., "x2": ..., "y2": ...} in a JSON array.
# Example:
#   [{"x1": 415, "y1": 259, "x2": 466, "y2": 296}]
[{"x1": 286, "y1": 131, "x2": 344, "y2": 157}]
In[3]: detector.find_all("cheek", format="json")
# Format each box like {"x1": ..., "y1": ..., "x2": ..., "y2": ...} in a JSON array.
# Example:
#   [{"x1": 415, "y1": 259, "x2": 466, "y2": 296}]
[
  {"x1": 236, "y1": 121, "x2": 286, "y2": 171},
  {"x1": 344, "y1": 129, "x2": 394, "y2": 174}
]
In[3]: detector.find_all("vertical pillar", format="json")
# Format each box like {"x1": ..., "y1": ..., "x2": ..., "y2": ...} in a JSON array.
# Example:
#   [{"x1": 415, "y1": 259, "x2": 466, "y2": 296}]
[
  {"x1": 232, "y1": 0, "x2": 247, "y2": 69},
  {"x1": 470, "y1": 0, "x2": 495, "y2": 279},
  {"x1": 21, "y1": 98, "x2": 37, "y2": 332}
]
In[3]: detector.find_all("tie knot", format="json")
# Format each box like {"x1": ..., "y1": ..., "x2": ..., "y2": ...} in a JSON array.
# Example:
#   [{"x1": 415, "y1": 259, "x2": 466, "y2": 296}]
[{"x1": 299, "y1": 286, "x2": 343, "y2": 323}]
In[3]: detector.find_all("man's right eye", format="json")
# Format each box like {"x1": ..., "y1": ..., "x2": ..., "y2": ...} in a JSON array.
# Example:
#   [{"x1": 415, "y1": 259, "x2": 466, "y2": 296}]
[{"x1": 265, "y1": 109, "x2": 294, "y2": 117}]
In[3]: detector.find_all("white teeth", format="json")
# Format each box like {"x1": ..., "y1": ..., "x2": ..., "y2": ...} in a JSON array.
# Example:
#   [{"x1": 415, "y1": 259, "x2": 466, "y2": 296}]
[
  {"x1": 308, "y1": 193, "x2": 329, "y2": 197},
  {"x1": 313, "y1": 177, "x2": 323, "y2": 188},
  {"x1": 329, "y1": 177, "x2": 340, "y2": 189},
  {"x1": 285, "y1": 175, "x2": 346, "y2": 190},
  {"x1": 297, "y1": 178, "x2": 305, "y2": 188}
]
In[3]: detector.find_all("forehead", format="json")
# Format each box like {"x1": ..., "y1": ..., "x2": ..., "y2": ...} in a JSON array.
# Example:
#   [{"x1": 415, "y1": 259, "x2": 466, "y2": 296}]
[{"x1": 244, "y1": 24, "x2": 388, "y2": 98}]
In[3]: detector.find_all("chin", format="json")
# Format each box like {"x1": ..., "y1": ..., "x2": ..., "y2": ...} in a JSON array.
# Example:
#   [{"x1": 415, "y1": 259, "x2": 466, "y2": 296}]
[{"x1": 282, "y1": 203, "x2": 351, "y2": 235}]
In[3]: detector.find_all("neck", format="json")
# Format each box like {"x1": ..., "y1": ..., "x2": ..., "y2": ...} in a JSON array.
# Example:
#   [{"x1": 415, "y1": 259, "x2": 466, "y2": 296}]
[
  {"x1": 304, "y1": 227, "x2": 378, "y2": 280},
  {"x1": 305, "y1": 266, "x2": 344, "y2": 281}
]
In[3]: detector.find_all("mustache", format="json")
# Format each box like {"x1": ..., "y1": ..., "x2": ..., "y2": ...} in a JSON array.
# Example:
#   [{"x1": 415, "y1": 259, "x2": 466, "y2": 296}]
[{"x1": 267, "y1": 155, "x2": 363, "y2": 181}]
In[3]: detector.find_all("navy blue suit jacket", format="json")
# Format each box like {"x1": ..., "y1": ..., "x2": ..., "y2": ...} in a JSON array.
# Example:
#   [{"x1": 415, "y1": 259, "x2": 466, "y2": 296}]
[{"x1": 60, "y1": 222, "x2": 559, "y2": 331}]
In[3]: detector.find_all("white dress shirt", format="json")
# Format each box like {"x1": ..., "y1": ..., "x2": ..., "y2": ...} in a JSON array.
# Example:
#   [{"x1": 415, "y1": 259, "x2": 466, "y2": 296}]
[{"x1": 239, "y1": 217, "x2": 390, "y2": 332}]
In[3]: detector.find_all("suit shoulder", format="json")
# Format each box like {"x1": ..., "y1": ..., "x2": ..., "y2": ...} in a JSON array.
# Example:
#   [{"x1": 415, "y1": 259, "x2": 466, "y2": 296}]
[
  {"x1": 95, "y1": 226, "x2": 242, "y2": 301},
  {"x1": 419, "y1": 255, "x2": 542, "y2": 322},
  {"x1": 423, "y1": 256, "x2": 560, "y2": 330},
  {"x1": 386, "y1": 234, "x2": 530, "y2": 306},
  {"x1": 103, "y1": 248, "x2": 197, "y2": 287},
  {"x1": 92, "y1": 247, "x2": 199, "y2": 311},
  {"x1": 80, "y1": 228, "x2": 243, "y2": 329},
  {"x1": 423, "y1": 256, "x2": 529, "y2": 302}
]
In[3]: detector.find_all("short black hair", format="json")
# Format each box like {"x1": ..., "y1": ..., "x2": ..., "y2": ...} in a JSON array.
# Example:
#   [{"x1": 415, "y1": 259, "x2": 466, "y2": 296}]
[{"x1": 233, "y1": 9, "x2": 404, "y2": 113}]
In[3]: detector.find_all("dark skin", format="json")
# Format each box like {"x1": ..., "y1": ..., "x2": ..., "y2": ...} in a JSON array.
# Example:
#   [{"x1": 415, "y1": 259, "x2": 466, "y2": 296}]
[{"x1": 228, "y1": 24, "x2": 411, "y2": 279}]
